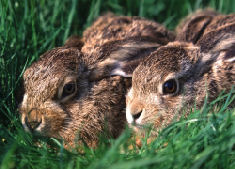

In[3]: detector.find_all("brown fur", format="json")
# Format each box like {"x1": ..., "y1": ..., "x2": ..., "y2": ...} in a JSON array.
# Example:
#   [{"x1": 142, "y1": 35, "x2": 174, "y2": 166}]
[
  {"x1": 19, "y1": 15, "x2": 175, "y2": 148},
  {"x1": 82, "y1": 14, "x2": 175, "y2": 59},
  {"x1": 127, "y1": 13, "x2": 235, "y2": 137},
  {"x1": 176, "y1": 8, "x2": 219, "y2": 44}
]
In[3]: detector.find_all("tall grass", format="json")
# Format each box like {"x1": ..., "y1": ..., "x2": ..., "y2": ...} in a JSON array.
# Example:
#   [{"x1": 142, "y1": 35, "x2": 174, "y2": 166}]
[{"x1": 0, "y1": 0, "x2": 234, "y2": 168}]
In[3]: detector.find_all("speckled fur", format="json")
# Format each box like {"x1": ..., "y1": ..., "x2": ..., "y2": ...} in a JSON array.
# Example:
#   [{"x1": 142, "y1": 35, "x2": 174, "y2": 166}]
[
  {"x1": 82, "y1": 14, "x2": 175, "y2": 64},
  {"x1": 176, "y1": 8, "x2": 219, "y2": 44},
  {"x1": 19, "y1": 15, "x2": 175, "y2": 148},
  {"x1": 127, "y1": 13, "x2": 235, "y2": 137}
]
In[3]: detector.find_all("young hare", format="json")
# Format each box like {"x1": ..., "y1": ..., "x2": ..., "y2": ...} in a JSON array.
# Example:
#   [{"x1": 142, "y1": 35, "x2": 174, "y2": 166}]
[
  {"x1": 19, "y1": 15, "x2": 175, "y2": 148},
  {"x1": 126, "y1": 13, "x2": 235, "y2": 136}
]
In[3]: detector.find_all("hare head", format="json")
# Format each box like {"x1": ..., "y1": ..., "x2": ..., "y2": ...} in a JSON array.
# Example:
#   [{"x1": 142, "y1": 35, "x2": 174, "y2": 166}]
[
  {"x1": 126, "y1": 13, "x2": 235, "y2": 135},
  {"x1": 19, "y1": 15, "x2": 175, "y2": 147},
  {"x1": 126, "y1": 42, "x2": 204, "y2": 135},
  {"x1": 18, "y1": 47, "x2": 85, "y2": 139},
  {"x1": 19, "y1": 41, "x2": 133, "y2": 147}
]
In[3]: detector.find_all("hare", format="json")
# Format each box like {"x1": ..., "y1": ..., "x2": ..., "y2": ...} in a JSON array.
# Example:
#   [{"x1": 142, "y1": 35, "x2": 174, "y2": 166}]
[
  {"x1": 126, "y1": 13, "x2": 235, "y2": 136},
  {"x1": 19, "y1": 15, "x2": 175, "y2": 148}
]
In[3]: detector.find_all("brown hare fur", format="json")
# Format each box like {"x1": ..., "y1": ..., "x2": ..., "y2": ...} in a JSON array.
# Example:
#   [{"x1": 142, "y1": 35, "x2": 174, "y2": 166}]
[
  {"x1": 19, "y1": 15, "x2": 175, "y2": 148},
  {"x1": 126, "y1": 12, "x2": 235, "y2": 137},
  {"x1": 176, "y1": 8, "x2": 219, "y2": 44}
]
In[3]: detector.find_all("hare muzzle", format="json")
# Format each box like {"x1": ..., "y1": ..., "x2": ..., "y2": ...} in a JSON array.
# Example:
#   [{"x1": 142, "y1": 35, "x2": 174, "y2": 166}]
[
  {"x1": 126, "y1": 94, "x2": 144, "y2": 125},
  {"x1": 22, "y1": 109, "x2": 44, "y2": 133}
]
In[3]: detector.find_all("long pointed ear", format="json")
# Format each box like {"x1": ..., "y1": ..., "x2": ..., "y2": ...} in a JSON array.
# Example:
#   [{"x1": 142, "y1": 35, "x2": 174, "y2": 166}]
[
  {"x1": 197, "y1": 18, "x2": 235, "y2": 53},
  {"x1": 89, "y1": 41, "x2": 160, "y2": 81},
  {"x1": 176, "y1": 9, "x2": 219, "y2": 44},
  {"x1": 64, "y1": 35, "x2": 84, "y2": 49}
]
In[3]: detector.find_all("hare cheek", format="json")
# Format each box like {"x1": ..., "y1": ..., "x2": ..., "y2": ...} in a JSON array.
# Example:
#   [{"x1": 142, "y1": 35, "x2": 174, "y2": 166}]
[
  {"x1": 126, "y1": 106, "x2": 134, "y2": 124},
  {"x1": 21, "y1": 94, "x2": 28, "y2": 108},
  {"x1": 126, "y1": 88, "x2": 134, "y2": 123}
]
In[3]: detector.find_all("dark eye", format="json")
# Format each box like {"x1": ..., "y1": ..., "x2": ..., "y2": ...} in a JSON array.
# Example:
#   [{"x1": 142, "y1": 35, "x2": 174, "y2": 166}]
[
  {"x1": 163, "y1": 79, "x2": 177, "y2": 94},
  {"x1": 62, "y1": 82, "x2": 76, "y2": 98}
]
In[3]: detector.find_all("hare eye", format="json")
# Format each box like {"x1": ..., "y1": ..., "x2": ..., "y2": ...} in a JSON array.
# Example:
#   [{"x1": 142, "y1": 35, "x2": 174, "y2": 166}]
[
  {"x1": 163, "y1": 79, "x2": 177, "y2": 94},
  {"x1": 62, "y1": 82, "x2": 76, "y2": 98}
]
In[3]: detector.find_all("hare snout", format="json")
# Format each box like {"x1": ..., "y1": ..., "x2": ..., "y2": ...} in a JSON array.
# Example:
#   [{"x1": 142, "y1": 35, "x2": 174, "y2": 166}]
[
  {"x1": 21, "y1": 109, "x2": 44, "y2": 133},
  {"x1": 19, "y1": 98, "x2": 69, "y2": 138},
  {"x1": 126, "y1": 102, "x2": 144, "y2": 124},
  {"x1": 126, "y1": 89, "x2": 144, "y2": 124}
]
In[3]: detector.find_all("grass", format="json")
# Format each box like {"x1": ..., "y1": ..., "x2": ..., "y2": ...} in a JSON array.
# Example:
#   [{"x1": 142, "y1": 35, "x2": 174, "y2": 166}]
[{"x1": 0, "y1": 0, "x2": 234, "y2": 168}]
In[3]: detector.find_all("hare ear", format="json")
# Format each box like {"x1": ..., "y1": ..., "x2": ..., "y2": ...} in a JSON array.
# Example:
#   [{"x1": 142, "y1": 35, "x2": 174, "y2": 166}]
[
  {"x1": 176, "y1": 9, "x2": 218, "y2": 44},
  {"x1": 64, "y1": 35, "x2": 84, "y2": 49},
  {"x1": 89, "y1": 41, "x2": 160, "y2": 81},
  {"x1": 177, "y1": 16, "x2": 213, "y2": 44}
]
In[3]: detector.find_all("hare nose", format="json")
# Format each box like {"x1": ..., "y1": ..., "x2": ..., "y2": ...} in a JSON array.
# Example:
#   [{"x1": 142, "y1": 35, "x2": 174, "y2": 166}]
[
  {"x1": 25, "y1": 117, "x2": 42, "y2": 131},
  {"x1": 132, "y1": 110, "x2": 142, "y2": 121},
  {"x1": 126, "y1": 103, "x2": 143, "y2": 124},
  {"x1": 24, "y1": 109, "x2": 42, "y2": 131}
]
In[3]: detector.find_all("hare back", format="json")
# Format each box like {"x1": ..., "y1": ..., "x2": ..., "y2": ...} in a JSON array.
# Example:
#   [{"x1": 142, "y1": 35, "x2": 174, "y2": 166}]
[{"x1": 82, "y1": 15, "x2": 175, "y2": 58}]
